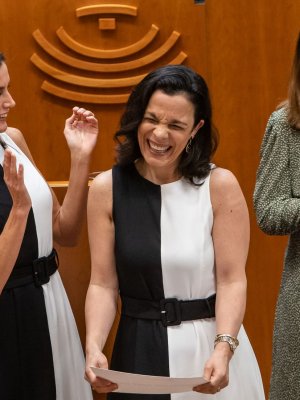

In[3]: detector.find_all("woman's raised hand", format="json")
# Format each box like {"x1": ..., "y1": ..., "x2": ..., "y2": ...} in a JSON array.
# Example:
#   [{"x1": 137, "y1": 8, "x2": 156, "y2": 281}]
[
  {"x1": 3, "y1": 150, "x2": 31, "y2": 213},
  {"x1": 64, "y1": 107, "x2": 99, "y2": 157}
]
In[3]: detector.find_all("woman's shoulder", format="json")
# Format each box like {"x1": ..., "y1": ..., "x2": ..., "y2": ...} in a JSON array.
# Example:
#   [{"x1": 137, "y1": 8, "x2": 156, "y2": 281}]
[
  {"x1": 260, "y1": 107, "x2": 299, "y2": 152},
  {"x1": 6, "y1": 127, "x2": 24, "y2": 144},
  {"x1": 267, "y1": 107, "x2": 295, "y2": 135},
  {"x1": 88, "y1": 170, "x2": 113, "y2": 216},
  {"x1": 88, "y1": 170, "x2": 113, "y2": 210},
  {"x1": 210, "y1": 167, "x2": 240, "y2": 192},
  {"x1": 269, "y1": 107, "x2": 287, "y2": 123},
  {"x1": 6, "y1": 127, "x2": 34, "y2": 161},
  {"x1": 209, "y1": 167, "x2": 245, "y2": 212},
  {"x1": 90, "y1": 169, "x2": 112, "y2": 192}
]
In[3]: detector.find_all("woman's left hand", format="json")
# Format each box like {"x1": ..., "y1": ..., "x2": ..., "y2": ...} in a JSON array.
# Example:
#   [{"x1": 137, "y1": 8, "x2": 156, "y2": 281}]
[
  {"x1": 193, "y1": 345, "x2": 231, "y2": 395},
  {"x1": 64, "y1": 106, "x2": 98, "y2": 156}
]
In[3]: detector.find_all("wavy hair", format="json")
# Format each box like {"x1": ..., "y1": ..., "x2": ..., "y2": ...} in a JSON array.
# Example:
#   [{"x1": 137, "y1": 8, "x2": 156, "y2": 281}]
[{"x1": 114, "y1": 64, "x2": 219, "y2": 183}]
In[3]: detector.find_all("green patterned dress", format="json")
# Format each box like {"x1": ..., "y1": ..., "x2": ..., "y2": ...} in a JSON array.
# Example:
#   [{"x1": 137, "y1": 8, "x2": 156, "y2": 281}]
[{"x1": 254, "y1": 107, "x2": 300, "y2": 400}]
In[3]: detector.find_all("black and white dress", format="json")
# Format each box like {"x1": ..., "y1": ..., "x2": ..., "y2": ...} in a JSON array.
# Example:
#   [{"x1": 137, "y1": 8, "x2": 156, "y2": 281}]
[
  {"x1": 109, "y1": 164, "x2": 265, "y2": 400},
  {"x1": 0, "y1": 132, "x2": 92, "y2": 400}
]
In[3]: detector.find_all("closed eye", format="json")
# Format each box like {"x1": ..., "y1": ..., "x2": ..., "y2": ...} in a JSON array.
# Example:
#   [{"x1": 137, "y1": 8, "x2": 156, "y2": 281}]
[
  {"x1": 169, "y1": 124, "x2": 184, "y2": 130},
  {"x1": 143, "y1": 117, "x2": 157, "y2": 123}
]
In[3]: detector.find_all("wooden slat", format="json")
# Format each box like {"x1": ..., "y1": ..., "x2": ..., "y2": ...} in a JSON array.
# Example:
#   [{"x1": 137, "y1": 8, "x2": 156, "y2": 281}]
[
  {"x1": 37, "y1": 51, "x2": 187, "y2": 104},
  {"x1": 56, "y1": 24, "x2": 159, "y2": 59},
  {"x1": 48, "y1": 181, "x2": 69, "y2": 188},
  {"x1": 33, "y1": 29, "x2": 182, "y2": 72},
  {"x1": 48, "y1": 179, "x2": 96, "y2": 188},
  {"x1": 31, "y1": 53, "x2": 147, "y2": 88},
  {"x1": 76, "y1": 4, "x2": 137, "y2": 17},
  {"x1": 41, "y1": 81, "x2": 131, "y2": 104}
]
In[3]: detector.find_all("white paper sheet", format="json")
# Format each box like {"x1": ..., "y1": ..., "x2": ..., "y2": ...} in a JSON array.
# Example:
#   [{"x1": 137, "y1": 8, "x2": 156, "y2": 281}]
[{"x1": 91, "y1": 367, "x2": 207, "y2": 394}]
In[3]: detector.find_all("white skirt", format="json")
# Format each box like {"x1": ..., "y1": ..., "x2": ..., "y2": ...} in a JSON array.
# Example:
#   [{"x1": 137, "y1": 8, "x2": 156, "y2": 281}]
[
  {"x1": 43, "y1": 271, "x2": 93, "y2": 400},
  {"x1": 169, "y1": 322, "x2": 265, "y2": 399}
]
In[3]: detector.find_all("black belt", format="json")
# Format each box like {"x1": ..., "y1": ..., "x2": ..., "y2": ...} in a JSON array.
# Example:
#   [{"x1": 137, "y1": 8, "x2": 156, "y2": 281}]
[
  {"x1": 121, "y1": 293, "x2": 216, "y2": 327},
  {"x1": 4, "y1": 249, "x2": 59, "y2": 290}
]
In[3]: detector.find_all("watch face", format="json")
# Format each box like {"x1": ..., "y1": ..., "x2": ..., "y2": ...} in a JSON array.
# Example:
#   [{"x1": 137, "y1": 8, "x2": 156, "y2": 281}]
[
  {"x1": 225, "y1": 337, "x2": 236, "y2": 352},
  {"x1": 214, "y1": 335, "x2": 238, "y2": 352},
  {"x1": 230, "y1": 339, "x2": 236, "y2": 350}
]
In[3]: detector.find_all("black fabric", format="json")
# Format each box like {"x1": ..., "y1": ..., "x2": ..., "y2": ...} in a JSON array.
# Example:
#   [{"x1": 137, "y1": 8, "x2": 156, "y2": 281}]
[
  {"x1": 113, "y1": 164, "x2": 165, "y2": 301},
  {"x1": 0, "y1": 283, "x2": 56, "y2": 400},
  {"x1": 0, "y1": 163, "x2": 56, "y2": 399},
  {"x1": 121, "y1": 293, "x2": 216, "y2": 326},
  {"x1": 4, "y1": 248, "x2": 59, "y2": 289},
  {"x1": 110, "y1": 164, "x2": 170, "y2": 400},
  {"x1": 109, "y1": 316, "x2": 170, "y2": 400}
]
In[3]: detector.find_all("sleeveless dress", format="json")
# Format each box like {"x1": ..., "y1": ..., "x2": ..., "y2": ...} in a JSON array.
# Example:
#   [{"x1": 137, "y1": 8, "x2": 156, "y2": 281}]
[
  {"x1": 0, "y1": 132, "x2": 92, "y2": 400},
  {"x1": 109, "y1": 163, "x2": 265, "y2": 400}
]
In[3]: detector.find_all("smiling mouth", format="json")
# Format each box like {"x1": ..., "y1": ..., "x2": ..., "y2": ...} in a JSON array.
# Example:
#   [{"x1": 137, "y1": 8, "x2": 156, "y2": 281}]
[
  {"x1": 0, "y1": 113, "x2": 8, "y2": 120},
  {"x1": 148, "y1": 140, "x2": 171, "y2": 154}
]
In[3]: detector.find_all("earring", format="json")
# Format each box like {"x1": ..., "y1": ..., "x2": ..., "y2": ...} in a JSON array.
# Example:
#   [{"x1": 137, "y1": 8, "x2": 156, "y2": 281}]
[{"x1": 185, "y1": 137, "x2": 193, "y2": 153}]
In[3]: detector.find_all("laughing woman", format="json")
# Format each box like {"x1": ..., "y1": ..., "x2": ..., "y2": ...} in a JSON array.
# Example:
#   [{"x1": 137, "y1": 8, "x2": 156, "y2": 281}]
[{"x1": 85, "y1": 65, "x2": 265, "y2": 399}]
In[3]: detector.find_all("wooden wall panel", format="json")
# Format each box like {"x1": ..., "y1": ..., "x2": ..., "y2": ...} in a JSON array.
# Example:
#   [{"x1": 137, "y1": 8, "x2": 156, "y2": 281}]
[
  {"x1": 0, "y1": 0, "x2": 207, "y2": 180},
  {"x1": 1, "y1": 0, "x2": 300, "y2": 398},
  {"x1": 0, "y1": 2, "x2": 207, "y2": 399},
  {"x1": 205, "y1": 0, "x2": 300, "y2": 394}
]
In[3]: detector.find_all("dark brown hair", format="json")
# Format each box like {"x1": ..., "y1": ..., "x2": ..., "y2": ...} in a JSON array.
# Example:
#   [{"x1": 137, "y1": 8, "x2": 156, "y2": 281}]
[{"x1": 114, "y1": 64, "x2": 219, "y2": 183}]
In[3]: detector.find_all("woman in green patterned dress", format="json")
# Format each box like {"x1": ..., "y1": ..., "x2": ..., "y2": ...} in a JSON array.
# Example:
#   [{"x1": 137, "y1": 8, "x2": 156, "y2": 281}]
[{"x1": 254, "y1": 33, "x2": 300, "y2": 400}]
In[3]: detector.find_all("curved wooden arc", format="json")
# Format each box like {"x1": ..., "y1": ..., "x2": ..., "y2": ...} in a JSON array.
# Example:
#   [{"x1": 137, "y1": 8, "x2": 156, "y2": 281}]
[
  {"x1": 33, "y1": 29, "x2": 183, "y2": 72},
  {"x1": 31, "y1": 53, "x2": 147, "y2": 87},
  {"x1": 168, "y1": 51, "x2": 188, "y2": 65},
  {"x1": 41, "y1": 81, "x2": 130, "y2": 104},
  {"x1": 36, "y1": 51, "x2": 187, "y2": 104},
  {"x1": 56, "y1": 24, "x2": 159, "y2": 59},
  {"x1": 76, "y1": 4, "x2": 137, "y2": 17}
]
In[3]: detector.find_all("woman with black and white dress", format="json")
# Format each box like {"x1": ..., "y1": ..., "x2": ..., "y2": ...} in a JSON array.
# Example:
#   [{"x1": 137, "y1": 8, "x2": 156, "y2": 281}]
[{"x1": 0, "y1": 52, "x2": 97, "y2": 400}]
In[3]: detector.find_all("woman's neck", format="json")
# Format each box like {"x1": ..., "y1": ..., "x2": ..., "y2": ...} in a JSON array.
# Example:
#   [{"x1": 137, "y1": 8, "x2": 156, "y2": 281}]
[{"x1": 135, "y1": 159, "x2": 181, "y2": 185}]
